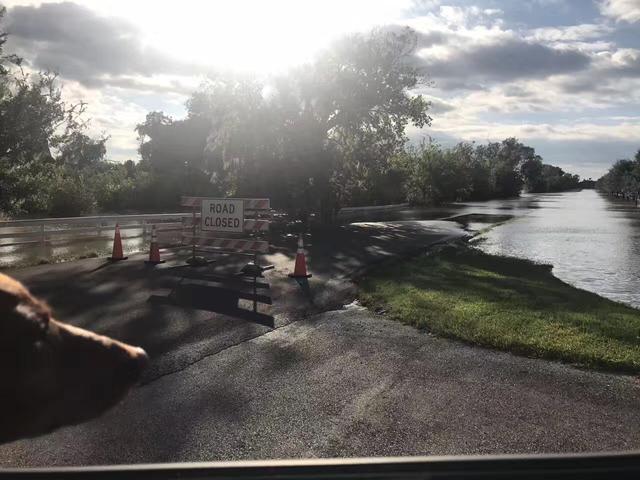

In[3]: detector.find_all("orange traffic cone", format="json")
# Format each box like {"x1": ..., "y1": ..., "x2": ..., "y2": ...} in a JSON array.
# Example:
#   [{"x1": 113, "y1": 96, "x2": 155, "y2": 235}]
[
  {"x1": 108, "y1": 224, "x2": 128, "y2": 261},
  {"x1": 289, "y1": 234, "x2": 312, "y2": 278},
  {"x1": 145, "y1": 225, "x2": 165, "y2": 265}
]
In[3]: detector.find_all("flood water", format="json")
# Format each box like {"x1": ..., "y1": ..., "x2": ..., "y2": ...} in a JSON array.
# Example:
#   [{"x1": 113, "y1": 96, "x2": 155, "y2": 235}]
[
  {"x1": 2, "y1": 189, "x2": 638, "y2": 309},
  {"x1": 0, "y1": 225, "x2": 184, "y2": 268},
  {"x1": 475, "y1": 189, "x2": 640, "y2": 308},
  {"x1": 0, "y1": 228, "x2": 150, "y2": 268}
]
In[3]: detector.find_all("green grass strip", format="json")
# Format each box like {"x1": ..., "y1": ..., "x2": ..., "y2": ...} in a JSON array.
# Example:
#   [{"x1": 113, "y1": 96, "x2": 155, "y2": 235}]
[{"x1": 359, "y1": 246, "x2": 640, "y2": 373}]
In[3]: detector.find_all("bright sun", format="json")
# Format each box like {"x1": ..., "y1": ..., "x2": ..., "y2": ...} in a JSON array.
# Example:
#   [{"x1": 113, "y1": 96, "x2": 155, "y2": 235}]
[{"x1": 85, "y1": 0, "x2": 410, "y2": 73}]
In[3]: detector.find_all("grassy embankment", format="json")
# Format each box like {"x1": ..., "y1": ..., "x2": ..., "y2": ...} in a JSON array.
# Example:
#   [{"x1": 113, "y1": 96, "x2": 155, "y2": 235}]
[{"x1": 359, "y1": 246, "x2": 640, "y2": 373}]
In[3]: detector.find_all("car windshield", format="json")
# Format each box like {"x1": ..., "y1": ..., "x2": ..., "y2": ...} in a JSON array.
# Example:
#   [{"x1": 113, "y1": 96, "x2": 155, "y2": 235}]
[{"x1": 0, "y1": 0, "x2": 639, "y2": 470}]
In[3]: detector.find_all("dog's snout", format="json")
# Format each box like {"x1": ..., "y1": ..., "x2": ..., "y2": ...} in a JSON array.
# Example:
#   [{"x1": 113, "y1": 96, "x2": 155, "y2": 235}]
[
  {"x1": 119, "y1": 345, "x2": 148, "y2": 382},
  {"x1": 55, "y1": 319, "x2": 148, "y2": 383},
  {"x1": 130, "y1": 346, "x2": 149, "y2": 371},
  {"x1": 0, "y1": 273, "x2": 152, "y2": 443}
]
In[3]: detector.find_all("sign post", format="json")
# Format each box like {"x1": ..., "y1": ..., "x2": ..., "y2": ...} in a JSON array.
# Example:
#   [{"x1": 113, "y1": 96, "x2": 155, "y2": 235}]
[{"x1": 191, "y1": 206, "x2": 197, "y2": 264}]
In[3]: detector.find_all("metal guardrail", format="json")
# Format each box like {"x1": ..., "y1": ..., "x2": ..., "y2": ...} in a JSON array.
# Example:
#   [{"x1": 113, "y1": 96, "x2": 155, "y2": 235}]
[
  {"x1": 0, "y1": 213, "x2": 191, "y2": 228},
  {"x1": 338, "y1": 203, "x2": 410, "y2": 214},
  {"x1": 0, "y1": 213, "x2": 191, "y2": 248},
  {"x1": 336, "y1": 203, "x2": 412, "y2": 223}
]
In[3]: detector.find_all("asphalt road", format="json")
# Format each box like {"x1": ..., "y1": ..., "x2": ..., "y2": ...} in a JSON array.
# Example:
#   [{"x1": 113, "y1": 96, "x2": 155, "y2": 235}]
[
  {"x1": 1, "y1": 220, "x2": 466, "y2": 384},
  {"x1": 1, "y1": 219, "x2": 639, "y2": 466}
]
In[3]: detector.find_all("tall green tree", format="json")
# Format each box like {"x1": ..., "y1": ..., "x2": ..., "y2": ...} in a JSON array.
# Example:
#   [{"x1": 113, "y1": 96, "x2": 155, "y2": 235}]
[
  {"x1": 400, "y1": 141, "x2": 472, "y2": 205},
  {"x1": 177, "y1": 27, "x2": 431, "y2": 220},
  {"x1": 521, "y1": 157, "x2": 545, "y2": 192},
  {"x1": 0, "y1": 11, "x2": 109, "y2": 216},
  {"x1": 597, "y1": 156, "x2": 640, "y2": 196}
]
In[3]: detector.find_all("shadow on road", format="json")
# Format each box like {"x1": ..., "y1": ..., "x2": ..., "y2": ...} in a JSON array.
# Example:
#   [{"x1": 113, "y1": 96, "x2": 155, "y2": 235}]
[
  {"x1": 294, "y1": 277, "x2": 314, "y2": 304},
  {"x1": 6, "y1": 220, "x2": 465, "y2": 388},
  {"x1": 149, "y1": 283, "x2": 274, "y2": 328}
]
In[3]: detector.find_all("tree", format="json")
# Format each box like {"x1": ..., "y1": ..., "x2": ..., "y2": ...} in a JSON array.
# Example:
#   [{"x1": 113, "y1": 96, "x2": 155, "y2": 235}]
[
  {"x1": 521, "y1": 157, "x2": 545, "y2": 192},
  {"x1": 522, "y1": 157, "x2": 581, "y2": 193},
  {"x1": 0, "y1": 7, "x2": 21, "y2": 79},
  {"x1": 136, "y1": 111, "x2": 210, "y2": 173},
  {"x1": 0, "y1": 11, "x2": 111, "y2": 216},
  {"x1": 467, "y1": 144, "x2": 493, "y2": 200},
  {"x1": 400, "y1": 141, "x2": 473, "y2": 205},
  {"x1": 597, "y1": 155, "x2": 640, "y2": 197},
  {"x1": 134, "y1": 111, "x2": 220, "y2": 210},
  {"x1": 187, "y1": 75, "x2": 282, "y2": 199},
  {"x1": 492, "y1": 138, "x2": 527, "y2": 197},
  {"x1": 177, "y1": 27, "x2": 431, "y2": 221},
  {"x1": 57, "y1": 131, "x2": 107, "y2": 169},
  {"x1": 299, "y1": 27, "x2": 431, "y2": 217}
]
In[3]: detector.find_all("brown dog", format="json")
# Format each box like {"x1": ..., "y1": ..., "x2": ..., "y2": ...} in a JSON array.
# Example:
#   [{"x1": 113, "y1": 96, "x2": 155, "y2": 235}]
[{"x1": 0, "y1": 273, "x2": 148, "y2": 444}]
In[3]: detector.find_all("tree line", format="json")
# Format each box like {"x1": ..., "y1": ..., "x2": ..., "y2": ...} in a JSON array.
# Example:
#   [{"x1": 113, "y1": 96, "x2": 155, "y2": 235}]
[
  {"x1": 596, "y1": 150, "x2": 640, "y2": 200},
  {"x1": 395, "y1": 138, "x2": 581, "y2": 206},
  {"x1": 0, "y1": 11, "x2": 583, "y2": 220}
]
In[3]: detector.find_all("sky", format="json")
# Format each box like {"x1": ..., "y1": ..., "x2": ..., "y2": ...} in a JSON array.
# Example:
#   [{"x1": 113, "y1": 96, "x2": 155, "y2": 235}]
[{"x1": 2, "y1": 0, "x2": 640, "y2": 179}]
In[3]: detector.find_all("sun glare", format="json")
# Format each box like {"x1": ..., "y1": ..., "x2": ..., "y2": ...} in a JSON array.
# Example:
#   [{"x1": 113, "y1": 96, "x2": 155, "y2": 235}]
[{"x1": 85, "y1": 0, "x2": 410, "y2": 73}]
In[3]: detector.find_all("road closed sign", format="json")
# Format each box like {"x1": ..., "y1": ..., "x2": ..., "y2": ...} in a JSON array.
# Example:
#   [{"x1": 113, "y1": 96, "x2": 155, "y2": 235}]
[{"x1": 201, "y1": 198, "x2": 244, "y2": 233}]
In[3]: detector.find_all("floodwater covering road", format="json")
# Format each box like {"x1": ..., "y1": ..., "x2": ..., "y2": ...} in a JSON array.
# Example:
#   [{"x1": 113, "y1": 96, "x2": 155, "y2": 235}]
[
  {"x1": 344, "y1": 189, "x2": 640, "y2": 308},
  {"x1": 475, "y1": 190, "x2": 640, "y2": 308},
  {"x1": 0, "y1": 225, "x2": 167, "y2": 268}
]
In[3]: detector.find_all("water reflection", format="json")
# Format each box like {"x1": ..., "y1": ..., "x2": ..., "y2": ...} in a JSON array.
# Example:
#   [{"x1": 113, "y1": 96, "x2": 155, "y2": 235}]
[
  {"x1": 478, "y1": 190, "x2": 640, "y2": 308},
  {"x1": 0, "y1": 229, "x2": 147, "y2": 267}
]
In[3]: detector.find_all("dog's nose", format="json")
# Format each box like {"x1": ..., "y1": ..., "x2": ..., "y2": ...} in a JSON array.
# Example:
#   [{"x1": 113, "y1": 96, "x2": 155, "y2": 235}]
[
  {"x1": 118, "y1": 345, "x2": 149, "y2": 382},
  {"x1": 129, "y1": 347, "x2": 149, "y2": 373}
]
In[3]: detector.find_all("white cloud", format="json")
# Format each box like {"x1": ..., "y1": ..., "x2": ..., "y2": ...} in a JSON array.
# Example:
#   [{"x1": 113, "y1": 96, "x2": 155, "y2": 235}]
[
  {"x1": 429, "y1": 119, "x2": 640, "y2": 142},
  {"x1": 56, "y1": 79, "x2": 187, "y2": 162},
  {"x1": 437, "y1": 5, "x2": 503, "y2": 27},
  {"x1": 599, "y1": 0, "x2": 640, "y2": 23},
  {"x1": 526, "y1": 23, "x2": 613, "y2": 43}
]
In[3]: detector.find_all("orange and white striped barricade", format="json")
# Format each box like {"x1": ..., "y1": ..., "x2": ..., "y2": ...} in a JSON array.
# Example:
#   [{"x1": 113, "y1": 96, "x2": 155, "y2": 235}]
[{"x1": 179, "y1": 197, "x2": 273, "y2": 312}]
